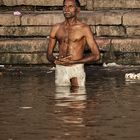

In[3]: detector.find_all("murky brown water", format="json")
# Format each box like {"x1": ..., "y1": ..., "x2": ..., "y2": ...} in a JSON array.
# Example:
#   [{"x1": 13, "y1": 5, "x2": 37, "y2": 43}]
[{"x1": 0, "y1": 65, "x2": 140, "y2": 140}]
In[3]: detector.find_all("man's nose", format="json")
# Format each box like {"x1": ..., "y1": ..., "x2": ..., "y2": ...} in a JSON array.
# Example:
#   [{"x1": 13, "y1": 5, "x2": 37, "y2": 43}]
[{"x1": 64, "y1": 6, "x2": 70, "y2": 12}]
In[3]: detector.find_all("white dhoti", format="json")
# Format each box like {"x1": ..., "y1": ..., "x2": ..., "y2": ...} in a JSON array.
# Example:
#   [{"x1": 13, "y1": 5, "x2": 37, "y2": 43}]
[{"x1": 55, "y1": 64, "x2": 86, "y2": 87}]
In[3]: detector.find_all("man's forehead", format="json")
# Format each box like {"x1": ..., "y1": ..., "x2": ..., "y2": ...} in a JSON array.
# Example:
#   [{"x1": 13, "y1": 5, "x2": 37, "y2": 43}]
[{"x1": 64, "y1": 0, "x2": 76, "y2": 5}]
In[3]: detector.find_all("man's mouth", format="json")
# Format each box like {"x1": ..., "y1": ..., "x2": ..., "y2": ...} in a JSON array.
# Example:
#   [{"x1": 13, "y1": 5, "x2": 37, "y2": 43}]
[{"x1": 64, "y1": 12, "x2": 71, "y2": 15}]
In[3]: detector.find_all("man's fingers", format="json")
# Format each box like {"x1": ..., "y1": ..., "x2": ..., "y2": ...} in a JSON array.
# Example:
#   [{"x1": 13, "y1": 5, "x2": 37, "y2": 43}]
[
  {"x1": 54, "y1": 59, "x2": 71, "y2": 66},
  {"x1": 64, "y1": 55, "x2": 72, "y2": 59},
  {"x1": 60, "y1": 55, "x2": 72, "y2": 60}
]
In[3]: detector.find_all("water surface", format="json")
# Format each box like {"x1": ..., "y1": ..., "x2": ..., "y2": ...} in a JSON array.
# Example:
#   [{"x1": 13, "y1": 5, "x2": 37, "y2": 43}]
[{"x1": 0, "y1": 65, "x2": 140, "y2": 140}]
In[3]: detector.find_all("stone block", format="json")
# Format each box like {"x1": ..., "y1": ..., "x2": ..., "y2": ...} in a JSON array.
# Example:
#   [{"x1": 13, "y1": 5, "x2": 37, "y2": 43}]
[
  {"x1": 80, "y1": 11, "x2": 122, "y2": 25},
  {"x1": 2, "y1": 0, "x2": 86, "y2": 6},
  {"x1": 3, "y1": 0, "x2": 62, "y2": 6},
  {"x1": 0, "y1": 37, "x2": 112, "y2": 53},
  {"x1": 111, "y1": 38, "x2": 140, "y2": 52},
  {"x1": 0, "y1": 26, "x2": 51, "y2": 36},
  {"x1": 0, "y1": 53, "x2": 49, "y2": 64},
  {"x1": 0, "y1": 11, "x2": 122, "y2": 26},
  {"x1": 123, "y1": 11, "x2": 140, "y2": 26},
  {"x1": 0, "y1": 37, "x2": 140, "y2": 65},
  {"x1": 96, "y1": 38, "x2": 111, "y2": 51},
  {"x1": 21, "y1": 12, "x2": 64, "y2": 25},
  {"x1": 93, "y1": 0, "x2": 140, "y2": 9},
  {"x1": 0, "y1": 39, "x2": 48, "y2": 53},
  {"x1": 96, "y1": 26, "x2": 126, "y2": 37},
  {"x1": 86, "y1": 0, "x2": 93, "y2": 10},
  {"x1": 126, "y1": 27, "x2": 140, "y2": 36},
  {"x1": 0, "y1": 13, "x2": 20, "y2": 26},
  {"x1": 114, "y1": 52, "x2": 140, "y2": 65}
]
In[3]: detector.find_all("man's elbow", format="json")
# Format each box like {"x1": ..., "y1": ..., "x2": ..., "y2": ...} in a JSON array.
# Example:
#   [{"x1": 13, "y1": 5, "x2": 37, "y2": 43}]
[
  {"x1": 46, "y1": 53, "x2": 49, "y2": 61},
  {"x1": 46, "y1": 53, "x2": 51, "y2": 62},
  {"x1": 96, "y1": 53, "x2": 100, "y2": 61},
  {"x1": 47, "y1": 56, "x2": 52, "y2": 63},
  {"x1": 47, "y1": 54, "x2": 55, "y2": 63},
  {"x1": 93, "y1": 51, "x2": 100, "y2": 61}
]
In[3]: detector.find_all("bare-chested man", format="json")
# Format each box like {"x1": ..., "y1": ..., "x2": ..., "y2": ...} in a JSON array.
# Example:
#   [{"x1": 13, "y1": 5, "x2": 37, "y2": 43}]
[{"x1": 47, "y1": 0, "x2": 100, "y2": 87}]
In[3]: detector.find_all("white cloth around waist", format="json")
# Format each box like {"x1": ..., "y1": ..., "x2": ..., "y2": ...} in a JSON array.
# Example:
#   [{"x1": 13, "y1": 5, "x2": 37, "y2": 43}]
[{"x1": 55, "y1": 64, "x2": 86, "y2": 86}]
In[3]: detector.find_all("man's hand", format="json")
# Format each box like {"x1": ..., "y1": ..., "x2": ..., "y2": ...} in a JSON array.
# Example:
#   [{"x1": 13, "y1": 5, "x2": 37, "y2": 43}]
[{"x1": 54, "y1": 55, "x2": 74, "y2": 66}]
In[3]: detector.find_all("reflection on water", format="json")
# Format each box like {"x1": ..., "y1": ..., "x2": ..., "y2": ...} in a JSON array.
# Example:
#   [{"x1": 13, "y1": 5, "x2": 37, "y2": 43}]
[
  {"x1": 0, "y1": 66, "x2": 140, "y2": 140},
  {"x1": 55, "y1": 86, "x2": 87, "y2": 126},
  {"x1": 55, "y1": 86, "x2": 86, "y2": 106}
]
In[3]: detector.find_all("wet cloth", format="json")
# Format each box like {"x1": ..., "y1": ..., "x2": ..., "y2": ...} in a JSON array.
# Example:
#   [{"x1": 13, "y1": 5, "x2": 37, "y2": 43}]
[{"x1": 55, "y1": 64, "x2": 86, "y2": 87}]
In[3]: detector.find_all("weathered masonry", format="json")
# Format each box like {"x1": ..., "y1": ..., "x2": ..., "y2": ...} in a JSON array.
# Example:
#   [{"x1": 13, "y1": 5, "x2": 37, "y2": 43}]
[{"x1": 0, "y1": 0, "x2": 140, "y2": 65}]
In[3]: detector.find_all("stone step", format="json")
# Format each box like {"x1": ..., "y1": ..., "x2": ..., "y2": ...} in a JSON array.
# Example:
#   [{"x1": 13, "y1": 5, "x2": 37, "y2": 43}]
[
  {"x1": 0, "y1": 38, "x2": 48, "y2": 53},
  {"x1": 0, "y1": 10, "x2": 126, "y2": 26},
  {"x1": 0, "y1": 0, "x2": 86, "y2": 6},
  {"x1": 0, "y1": 0, "x2": 139, "y2": 9},
  {"x1": 0, "y1": 10, "x2": 139, "y2": 26},
  {"x1": 0, "y1": 25, "x2": 140, "y2": 37},
  {"x1": 0, "y1": 37, "x2": 139, "y2": 64},
  {"x1": 0, "y1": 53, "x2": 49, "y2": 64},
  {"x1": 0, "y1": 52, "x2": 140, "y2": 65},
  {"x1": 92, "y1": 0, "x2": 140, "y2": 10},
  {"x1": 0, "y1": 26, "x2": 51, "y2": 37},
  {"x1": 0, "y1": 38, "x2": 139, "y2": 53},
  {"x1": 0, "y1": 10, "x2": 139, "y2": 38}
]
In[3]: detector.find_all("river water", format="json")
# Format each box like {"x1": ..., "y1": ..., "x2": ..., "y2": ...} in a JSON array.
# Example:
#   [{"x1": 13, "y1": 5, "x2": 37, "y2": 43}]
[{"x1": 0, "y1": 65, "x2": 140, "y2": 140}]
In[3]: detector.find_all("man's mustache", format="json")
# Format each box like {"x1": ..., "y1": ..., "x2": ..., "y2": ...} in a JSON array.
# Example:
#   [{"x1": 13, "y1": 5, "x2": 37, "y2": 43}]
[{"x1": 64, "y1": 12, "x2": 71, "y2": 14}]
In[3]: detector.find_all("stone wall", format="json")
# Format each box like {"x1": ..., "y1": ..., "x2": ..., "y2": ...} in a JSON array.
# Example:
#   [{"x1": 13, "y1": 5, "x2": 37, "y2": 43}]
[{"x1": 0, "y1": 0, "x2": 140, "y2": 65}]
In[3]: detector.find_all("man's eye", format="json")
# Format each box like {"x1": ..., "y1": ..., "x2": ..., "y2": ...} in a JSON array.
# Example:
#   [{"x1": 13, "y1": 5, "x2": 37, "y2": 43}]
[
  {"x1": 63, "y1": 5, "x2": 75, "y2": 9},
  {"x1": 69, "y1": 5, "x2": 75, "y2": 8}
]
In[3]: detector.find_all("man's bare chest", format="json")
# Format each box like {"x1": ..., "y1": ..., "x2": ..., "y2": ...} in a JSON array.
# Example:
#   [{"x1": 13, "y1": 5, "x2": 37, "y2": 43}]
[{"x1": 56, "y1": 27, "x2": 84, "y2": 42}]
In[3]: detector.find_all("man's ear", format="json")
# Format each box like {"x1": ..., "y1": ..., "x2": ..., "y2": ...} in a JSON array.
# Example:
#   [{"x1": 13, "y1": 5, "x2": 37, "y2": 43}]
[{"x1": 76, "y1": 7, "x2": 80, "y2": 13}]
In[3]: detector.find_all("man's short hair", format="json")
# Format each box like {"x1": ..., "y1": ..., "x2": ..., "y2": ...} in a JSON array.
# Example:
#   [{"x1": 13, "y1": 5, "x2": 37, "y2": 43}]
[{"x1": 63, "y1": 0, "x2": 81, "y2": 7}]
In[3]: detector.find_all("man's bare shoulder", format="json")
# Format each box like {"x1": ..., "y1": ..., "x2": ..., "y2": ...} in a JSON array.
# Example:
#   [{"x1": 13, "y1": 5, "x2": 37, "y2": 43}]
[
  {"x1": 52, "y1": 22, "x2": 65, "y2": 29},
  {"x1": 77, "y1": 21, "x2": 90, "y2": 30},
  {"x1": 51, "y1": 22, "x2": 65, "y2": 36},
  {"x1": 77, "y1": 21, "x2": 93, "y2": 37},
  {"x1": 50, "y1": 22, "x2": 64, "y2": 37},
  {"x1": 51, "y1": 23, "x2": 61, "y2": 31}
]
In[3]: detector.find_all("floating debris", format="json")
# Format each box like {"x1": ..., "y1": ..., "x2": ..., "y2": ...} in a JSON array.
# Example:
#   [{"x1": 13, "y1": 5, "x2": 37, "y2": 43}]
[
  {"x1": 47, "y1": 71, "x2": 53, "y2": 74},
  {"x1": 103, "y1": 62, "x2": 121, "y2": 67},
  {"x1": 20, "y1": 107, "x2": 32, "y2": 109},
  {"x1": 46, "y1": 67, "x2": 56, "y2": 73},
  {"x1": 125, "y1": 73, "x2": 140, "y2": 80},
  {"x1": 0, "y1": 65, "x2": 4, "y2": 68},
  {"x1": 49, "y1": 67, "x2": 56, "y2": 71}
]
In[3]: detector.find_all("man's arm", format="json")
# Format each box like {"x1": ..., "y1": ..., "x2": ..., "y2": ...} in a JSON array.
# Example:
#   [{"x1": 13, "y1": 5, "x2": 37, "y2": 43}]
[
  {"x1": 79, "y1": 25, "x2": 100, "y2": 63},
  {"x1": 47, "y1": 25, "x2": 58, "y2": 63}
]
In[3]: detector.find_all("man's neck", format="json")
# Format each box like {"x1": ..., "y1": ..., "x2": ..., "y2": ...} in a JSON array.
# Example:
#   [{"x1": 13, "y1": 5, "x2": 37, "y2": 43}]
[{"x1": 65, "y1": 17, "x2": 78, "y2": 26}]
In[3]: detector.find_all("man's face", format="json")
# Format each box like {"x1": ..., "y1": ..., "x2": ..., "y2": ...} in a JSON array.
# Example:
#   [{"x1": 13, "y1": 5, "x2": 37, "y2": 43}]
[{"x1": 63, "y1": 0, "x2": 78, "y2": 19}]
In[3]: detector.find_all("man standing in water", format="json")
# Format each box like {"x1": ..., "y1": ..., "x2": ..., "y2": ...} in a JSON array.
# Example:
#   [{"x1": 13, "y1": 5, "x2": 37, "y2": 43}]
[{"x1": 47, "y1": 0, "x2": 100, "y2": 87}]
